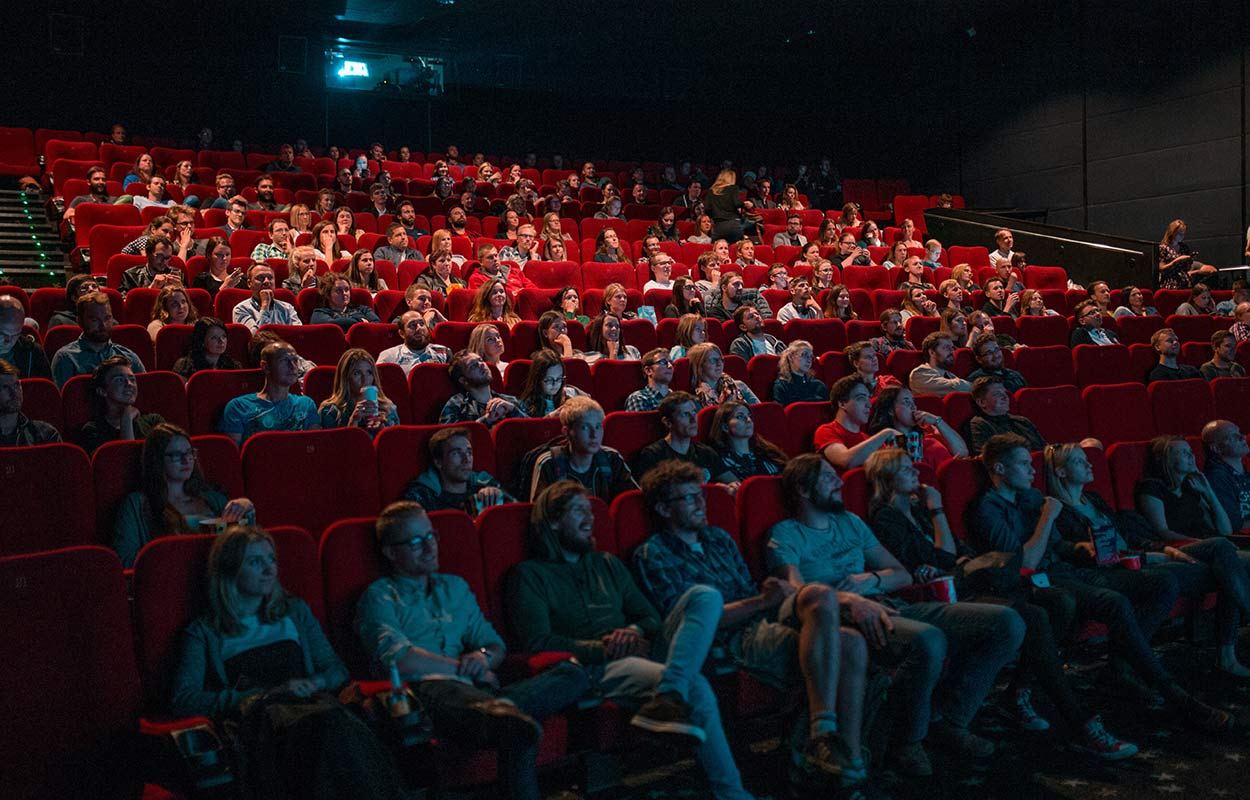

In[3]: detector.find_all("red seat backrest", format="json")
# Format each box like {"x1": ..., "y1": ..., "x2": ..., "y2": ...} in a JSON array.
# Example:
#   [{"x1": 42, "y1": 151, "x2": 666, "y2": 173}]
[
  {"x1": 19, "y1": 378, "x2": 63, "y2": 431},
  {"x1": 242, "y1": 428, "x2": 379, "y2": 533},
  {"x1": 602, "y1": 410, "x2": 665, "y2": 462},
  {"x1": 374, "y1": 422, "x2": 495, "y2": 504},
  {"x1": 0, "y1": 444, "x2": 95, "y2": 555},
  {"x1": 735, "y1": 475, "x2": 785, "y2": 581},
  {"x1": 1083, "y1": 383, "x2": 1154, "y2": 444},
  {"x1": 258, "y1": 324, "x2": 346, "y2": 367},
  {"x1": 1013, "y1": 345, "x2": 1076, "y2": 388},
  {"x1": 185, "y1": 368, "x2": 266, "y2": 435},
  {"x1": 1016, "y1": 315, "x2": 1070, "y2": 347},
  {"x1": 784, "y1": 400, "x2": 834, "y2": 455},
  {"x1": 1212, "y1": 377, "x2": 1250, "y2": 433},
  {"x1": 937, "y1": 457, "x2": 990, "y2": 542},
  {"x1": 408, "y1": 361, "x2": 457, "y2": 424},
  {"x1": 1148, "y1": 379, "x2": 1214, "y2": 437},
  {"x1": 1106, "y1": 441, "x2": 1150, "y2": 510},
  {"x1": 1014, "y1": 385, "x2": 1089, "y2": 443}
]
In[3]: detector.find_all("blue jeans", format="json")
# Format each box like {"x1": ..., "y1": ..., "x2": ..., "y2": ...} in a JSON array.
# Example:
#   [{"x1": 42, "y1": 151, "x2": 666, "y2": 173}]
[
  {"x1": 596, "y1": 585, "x2": 754, "y2": 800},
  {"x1": 874, "y1": 601, "x2": 1025, "y2": 743},
  {"x1": 1161, "y1": 537, "x2": 1250, "y2": 645}
]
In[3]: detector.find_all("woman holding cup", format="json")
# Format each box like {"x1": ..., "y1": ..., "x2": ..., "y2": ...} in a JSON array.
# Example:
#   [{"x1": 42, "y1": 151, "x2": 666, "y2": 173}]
[{"x1": 317, "y1": 348, "x2": 399, "y2": 435}]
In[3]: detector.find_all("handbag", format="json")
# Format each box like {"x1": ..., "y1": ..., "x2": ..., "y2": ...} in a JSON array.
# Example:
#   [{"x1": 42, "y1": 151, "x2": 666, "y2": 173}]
[{"x1": 955, "y1": 550, "x2": 1022, "y2": 596}]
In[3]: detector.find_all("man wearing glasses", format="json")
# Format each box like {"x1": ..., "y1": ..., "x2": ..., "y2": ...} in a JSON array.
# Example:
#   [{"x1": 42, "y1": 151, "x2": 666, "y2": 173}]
[
  {"x1": 356, "y1": 501, "x2": 587, "y2": 800},
  {"x1": 642, "y1": 255, "x2": 675, "y2": 293},
  {"x1": 249, "y1": 218, "x2": 294, "y2": 261},
  {"x1": 1069, "y1": 299, "x2": 1120, "y2": 347},
  {"x1": 223, "y1": 198, "x2": 250, "y2": 237},
  {"x1": 498, "y1": 224, "x2": 540, "y2": 266},
  {"x1": 119, "y1": 235, "x2": 185, "y2": 294},
  {"x1": 231, "y1": 264, "x2": 301, "y2": 332},
  {"x1": 204, "y1": 173, "x2": 236, "y2": 210},
  {"x1": 625, "y1": 349, "x2": 674, "y2": 412}
]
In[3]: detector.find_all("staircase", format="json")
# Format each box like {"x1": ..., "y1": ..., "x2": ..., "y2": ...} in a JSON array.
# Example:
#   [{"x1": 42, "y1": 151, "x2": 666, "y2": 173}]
[{"x1": 0, "y1": 188, "x2": 69, "y2": 289}]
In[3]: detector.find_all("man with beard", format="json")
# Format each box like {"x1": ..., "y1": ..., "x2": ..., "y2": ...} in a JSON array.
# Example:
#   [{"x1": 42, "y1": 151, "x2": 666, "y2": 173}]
[
  {"x1": 508, "y1": 480, "x2": 758, "y2": 800},
  {"x1": 377, "y1": 311, "x2": 451, "y2": 375},
  {"x1": 672, "y1": 180, "x2": 704, "y2": 216},
  {"x1": 439, "y1": 350, "x2": 527, "y2": 428},
  {"x1": 395, "y1": 200, "x2": 431, "y2": 239},
  {"x1": 908, "y1": 332, "x2": 970, "y2": 397},
  {"x1": 772, "y1": 213, "x2": 807, "y2": 248},
  {"x1": 247, "y1": 174, "x2": 288, "y2": 212},
  {"x1": 65, "y1": 166, "x2": 115, "y2": 223},
  {"x1": 445, "y1": 204, "x2": 477, "y2": 240},
  {"x1": 335, "y1": 167, "x2": 355, "y2": 195},
  {"x1": 120, "y1": 235, "x2": 187, "y2": 294},
  {"x1": 374, "y1": 223, "x2": 423, "y2": 266},
  {"x1": 1146, "y1": 328, "x2": 1200, "y2": 383},
  {"x1": 401, "y1": 426, "x2": 511, "y2": 513},
  {"x1": 0, "y1": 359, "x2": 60, "y2": 445},
  {"x1": 468, "y1": 243, "x2": 534, "y2": 297},
  {"x1": 51, "y1": 292, "x2": 147, "y2": 387},
  {"x1": 263, "y1": 143, "x2": 300, "y2": 173}
]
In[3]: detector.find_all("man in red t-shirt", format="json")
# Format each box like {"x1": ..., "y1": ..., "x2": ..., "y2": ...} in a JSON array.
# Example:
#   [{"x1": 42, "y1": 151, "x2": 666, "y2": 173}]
[{"x1": 813, "y1": 375, "x2": 902, "y2": 471}]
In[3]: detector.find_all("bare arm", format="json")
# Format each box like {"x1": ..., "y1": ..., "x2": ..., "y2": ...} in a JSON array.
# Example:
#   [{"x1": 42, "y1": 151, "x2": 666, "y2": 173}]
[
  {"x1": 821, "y1": 427, "x2": 901, "y2": 470},
  {"x1": 1135, "y1": 494, "x2": 1192, "y2": 543}
]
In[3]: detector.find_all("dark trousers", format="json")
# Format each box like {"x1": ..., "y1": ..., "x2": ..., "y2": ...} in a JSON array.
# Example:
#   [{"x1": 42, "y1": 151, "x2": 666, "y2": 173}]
[{"x1": 414, "y1": 662, "x2": 587, "y2": 800}]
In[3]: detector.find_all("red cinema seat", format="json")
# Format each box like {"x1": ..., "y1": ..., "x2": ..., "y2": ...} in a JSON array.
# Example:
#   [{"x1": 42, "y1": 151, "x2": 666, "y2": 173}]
[
  {"x1": 942, "y1": 392, "x2": 976, "y2": 434},
  {"x1": 1149, "y1": 379, "x2": 1214, "y2": 437},
  {"x1": 60, "y1": 370, "x2": 188, "y2": 435},
  {"x1": 582, "y1": 261, "x2": 637, "y2": 291},
  {"x1": 1084, "y1": 383, "x2": 1154, "y2": 444},
  {"x1": 1212, "y1": 377, "x2": 1250, "y2": 432},
  {"x1": 153, "y1": 324, "x2": 194, "y2": 370},
  {"x1": 845, "y1": 320, "x2": 881, "y2": 343},
  {"x1": 1016, "y1": 315, "x2": 1070, "y2": 347},
  {"x1": 1015, "y1": 385, "x2": 1090, "y2": 444},
  {"x1": 19, "y1": 378, "x2": 63, "y2": 431},
  {"x1": 948, "y1": 246, "x2": 990, "y2": 268},
  {"x1": 735, "y1": 475, "x2": 785, "y2": 581},
  {"x1": 1116, "y1": 315, "x2": 1166, "y2": 346},
  {"x1": 0, "y1": 546, "x2": 144, "y2": 799},
  {"x1": 903, "y1": 316, "x2": 940, "y2": 346},
  {"x1": 1106, "y1": 441, "x2": 1150, "y2": 510},
  {"x1": 591, "y1": 359, "x2": 645, "y2": 411},
  {"x1": 1128, "y1": 343, "x2": 1161, "y2": 381},
  {"x1": 784, "y1": 401, "x2": 834, "y2": 455},
  {"x1": 885, "y1": 349, "x2": 923, "y2": 383},
  {"x1": 783, "y1": 319, "x2": 847, "y2": 354},
  {"x1": 374, "y1": 422, "x2": 494, "y2": 503},
  {"x1": 1022, "y1": 266, "x2": 1069, "y2": 290},
  {"x1": 0, "y1": 126, "x2": 37, "y2": 176},
  {"x1": 1013, "y1": 345, "x2": 1077, "y2": 388},
  {"x1": 0, "y1": 444, "x2": 95, "y2": 555},
  {"x1": 408, "y1": 360, "x2": 458, "y2": 424},
  {"x1": 242, "y1": 428, "x2": 379, "y2": 532},
  {"x1": 185, "y1": 368, "x2": 266, "y2": 435},
  {"x1": 937, "y1": 457, "x2": 990, "y2": 542},
  {"x1": 347, "y1": 321, "x2": 402, "y2": 357},
  {"x1": 602, "y1": 410, "x2": 665, "y2": 462},
  {"x1": 318, "y1": 517, "x2": 391, "y2": 671},
  {"x1": 1166, "y1": 314, "x2": 1221, "y2": 344},
  {"x1": 258, "y1": 324, "x2": 346, "y2": 367},
  {"x1": 490, "y1": 416, "x2": 564, "y2": 495},
  {"x1": 1072, "y1": 344, "x2": 1136, "y2": 388},
  {"x1": 524, "y1": 260, "x2": 582, "y2": 291}
]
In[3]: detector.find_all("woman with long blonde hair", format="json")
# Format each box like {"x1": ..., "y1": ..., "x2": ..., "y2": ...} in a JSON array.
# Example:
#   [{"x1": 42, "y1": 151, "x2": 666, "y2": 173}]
[{"x1": 317, "y1": 348, "x2": 399, "y2": 434}]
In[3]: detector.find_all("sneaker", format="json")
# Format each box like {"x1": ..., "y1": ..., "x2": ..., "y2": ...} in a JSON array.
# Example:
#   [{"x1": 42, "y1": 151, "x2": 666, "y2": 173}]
[
  {"x1": 888, "y1": 742, "x2": 932, "y2": 777},
  {"x1": 802, "y1": 732, "x2": 867, "y2": 782},
  {"x1": 1009, "y1": 688, "x2": 1050, "y2": 731},
  {"x1": 466, "y1": 699, "x2": 542, "y2": 749},
  {"x1": 928, "y1": 720, "x2": 995, "y2": 758},
  {"x1": 1177, "y1": 698, "x2": 1235, "y2": 733},
  {"x1": 1072, "y1": 715, "x2": 1138, "y2": 760},
  {"x1": 629, "y1": 691, "x2": 706, "y2": 743}
]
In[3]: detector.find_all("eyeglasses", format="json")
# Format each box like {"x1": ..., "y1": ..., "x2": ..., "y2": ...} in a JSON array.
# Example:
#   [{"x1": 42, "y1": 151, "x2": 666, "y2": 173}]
[
  {"x1": 164, "y1": 448, "x2": 198, "y2": 463},
  {"x1": 665, "y1": 489, "x2": 704, "y2": 507},
  {"x1": 388, "y1": 531, "x2": 437, "y2": 549},
  {"x1": 541, "y1": 376, "x2": 564, "y2": 385}
]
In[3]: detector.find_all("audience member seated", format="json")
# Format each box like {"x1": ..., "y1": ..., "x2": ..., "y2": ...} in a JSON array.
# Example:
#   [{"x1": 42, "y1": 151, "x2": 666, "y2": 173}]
[
  {"x1": 250, "y1": 218, "x2": 294, "y2": 262},
  {"x1": 816, "y1": 375, "x2": 901, "y2": 470},
  {"x1": 728, "y1": 306, "x2": 784, "y2": 361},
  {"x1": 869, "y1": 308, "x2": 916, "y2": 357},
  {"x1": 347, "y1": 249, "x2": 389, "y2": 294},
  {"x1": 173, "y1": 317, "x2": 240, "y2": 379},
  {"x1": 705, "y1": 401, "x2": 787, "y2": 481},
  {"x1": 968, "y1": 434, "x2": 1232, "y2": 731},
  {"x1": 980, "y1": 277, "x2": 1019, "y2": 317},
  {"x1": 172, "y1": 526, "x2": 406, "y2": 798},
  {"x1": 305, "y1": 271, "x2": 378, "y2": 331},
  {"x1": 1069, "y1": 300, "x2": 1119, "y2": 347},
  {"x1": 966, "y1": 376, "x2": 1046, "y2": 452},
  {"x1": 1135, "y1": 435, "x2": 1232, "y2": 543},
  {"x1": 356, "y1": 502, "x2": 587, "y2": 800},
  {"x1": 461, "y1": 280, "x2": 517, "y2": 329},
  {"x1": 1113, "y1": 285, "x2": 1158, "y2": 318},
  {"x1": 633, "y1": 460, "x2": 873, "y2": 792},
  {"x1": 772, "y1": 213, "x2": 807, "y2": 248},
  {"x1": 867, "y1": 386, "x2": 968, "y2": 472},
  {"x1": 402, "y1": 427, "x2": 513, "y2": 514},
  {"x1": 283, "y1": 245, "x2": 319, "y2": 294},
  {"x1": 192, "y1": 238, "x2": 243, "y2": 298},
  {"x1": 822, "y1": 283, "x2": 857, "y2": 322},
  {"x1": 439, "y1": 350, "x2": 528, "y2": 428},
  {"x1": 600, "y1": 282, "x2": 638, "y2": 321},
  {"x1": 519, "y1": 350, "x2": 585, "y2": 417},
  {"x1": 845, "y1": 341, "x2": 900, "y2": 397},
  {"x1": 768, "y1": 454, "x2": 1023, "y2": 772},
  {"x1": 0, "y1": 358, "x2": 60, "y2": 446},
  {"x1": 939, "y1": 307, "x2": 973, "y2": 349},
  {"x1": 112, "y1": 423, "x2": 254, "y2": 567},
  {"x1": 317, "y1": 348, "x2": 400, "y2": 435},
  {"x1": 865, "y1": 448, "x2": 1136, "y2": 757},
  {"x1": 312, "y1": 220, "x2": 344, "y2": 263},
  {"x1": 773, "y1": 276, "x2": 819, "y2": 324},
  {"x1": 668, "y1": 313, "x2": 706, "y2": 360},
  {"x1": 221, "y1": 341, "x2": 319, "y2": 445},
  {"x1": 908, "y1": 332, "x2": 970, "y2": 398},
  {"x1": 374, "y1": 311, "x2": 449, "y2": 376},
  {"x1": 631, "y1": 391, "x2": 737, "y2": 486},
  {"x1": 414, "y1": 251, "x2": 468, "y2": 295},
  {"x1": 63, "y1": 166, "x2": 115, "y2": 222},
  {"x1": 147, "y1": 285, "x2": 197, "y2": 341},
  {"x1": 373, "y1": 222, "x2": 422, "y2": 265},
  {"x1": 706, "y1": 271, "x2": 773, "y2": 321},
  {"x1": 51, "y1": 292, "x2": 147, "y2": 387},
  {"x1": 121, "y1": 215, "x2": 174, "y2": 256},
  {"x1": 641, "y1": 255, "x2": 676, "y2": 294},
  {"x1": 771, "y1": 340, "x2": 827, "y2": 405},
  {"x1": 232, "y1": 263, "x2": 301, "y2": 331},
  {"x1": 1018, "y1": 289, "x2": 1060, "y2": 318},
  {"x1": 952, "y1": 263, "x2": 981, "y2": 293},
  {"x1": 1047, "y1": 442, "x2": 1250, "y2": 679},
  {"x1": 130, "y1": 174, "x2": 174, "y2": 213},
  {"x1": 585, "y1": 314, "x2": 641, "y2": 362},
  {"x1": 625, "y1": 349, "x2": 676, "y2": 413},
  {"x1": 988, "y1": 228, "x2": 1015, "y2": 268},
  {"x1": 553, "y1": 287, "x2": 590, "y2": 326},
  {"x1": 1146, "y1": 328, "x2": 1199, "y2": 383},
  {"x1": 1202, "y1": 420, "x2": 1250, "y2": 531},
  {"x1": 898, "y1": 284, "x2": 938, "y2": 323},
  {"x1": 530, "y1": 396, "x2": 636, "y2": 501},
  {"x1": 966, "y1": 333, "x2": 1026, "y2": 392},
  {"x1": 1200, "y1": 330, "x2": 1245, "y2": 380},
  {"x1": 120, "y1": 235, "x2": 187, "y2": 294},
  {"x1": 663, "y1": 277, "x2": 703, "y2": 320},
  {"x1": 470, "y1": 244, "x2": 533, "y2": 297},
  {"x1": 76, "y1": 356, "x2": 164, "y2": 454},
  {"x1": 499, "y1": 224, "x2": 542, "y2": 266},
  {"x1": 0, "y1": 296, "x2": 50, "y2": 379},
  {"x1": 688, "y1": 342, "x2": 758, "y2": 407},
  {"x1": 1173, "y1": 283, "x2": 1215, "y2": 316},
  {"x1": 937, "y1": 280, "x2": 971, "y2": 315},
  {"x1": 1214, "y1": 280, "x2": 1249, "y2": 316},
  {"x1": 993, "y1": 259, "x2": 1025, "y2": 294},
  {"x1": 49, "y1": 274, "x2": 99, "y2": 329},
  {"x1": 467, "y1": 322, "x2": 507, "y2": 375},
  {"x1": 507, "y1": 480, "x2": 756, "y2": 800}
]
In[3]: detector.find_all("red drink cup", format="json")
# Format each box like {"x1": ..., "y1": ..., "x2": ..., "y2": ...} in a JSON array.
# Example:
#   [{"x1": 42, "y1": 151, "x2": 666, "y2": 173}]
[
  {"x1": 926, "y1": 575, "x2": 957, "y2": 603},
  {"x1": 1119, "y1": 554, "x2": 1142, "y2": 570}
]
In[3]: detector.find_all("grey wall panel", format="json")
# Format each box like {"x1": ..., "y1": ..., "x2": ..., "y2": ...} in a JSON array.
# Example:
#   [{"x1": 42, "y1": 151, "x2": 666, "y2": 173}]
[
  {"x1": 1087, "y1": 186, "x2": 1242, "y2": 262},
  {"x1": 965, "y1": 165, "x2": 1082, "y2": 210},
  {"x1": 1087, "y1": 138, "x2": 1242, "y2": 203},
  {"x1": 1086, "y1": 87, "x2": 1241, "y2": 158},
  {"x1": 961, "y1": 121, "x2": 1082, "y2": 183}
]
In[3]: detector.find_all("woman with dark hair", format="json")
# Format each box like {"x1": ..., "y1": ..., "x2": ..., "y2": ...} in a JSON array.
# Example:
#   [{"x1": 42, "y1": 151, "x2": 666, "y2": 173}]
[
  {"x1": 685, "y1": 214, "x2": 714, "y2": 245},
  {"x1": 170, "y1": 525, "x2": 405, "y2": 798},
  {"x1": 554, "y1": 286, "x2": 590, "y2": 325},
  {"x1": 1113, "y1": 285, "x2": 1159, "y2": 318},
  {"x1": 540, "y1": 237, "x2": 569, "y2": 262},
  {"x1": 518, "y1": 349, "x2": 584, "y2": 417},
  {"x1": 705, "y1": 401, "x2": 787, "y2": 480},
  {"x1": 347, "y1": 249, "x2": 389, "y2": 293},
  {"x1": 536, "y1": 310, "x2": 578, "y2": 358},
  {"x1": 191, "y1": 237, "x2": 244, "y2": 298},
  {"x1": 663, "y1": 277, "x2": 703, "y2": 319},
  {"x1": 865, "y1": 385, "x2": 967, "y2": 472},
  {"x1": 584, "y1": 314, "x2": 640, "y2": 362},
  {"x1": 815, "y1": 218, "x2": 838, "y2": 247},
  {"x1": 122, "y1": 153, "x2": 155, "y2": 190},
  {"x1": 309, "y1": 272, "x2": 380, "y2": 331},
  {"x1": 468, "y1": 279, "x2": 522, "y2": 328},
  {"x1": 1134, "y1": 436, "x2": 1232, "y2": 541},
  {"x1": 312, "y1": 220, "x2": 344, "y2": 263},
  {"x1": 174, "y1": 317, "x2": 240, "y2": 379},
  {"x1": 498, "y1": 208, "x2": 522, "y2": 242},
  {"x1": 592, "y1": 228, "x2": 630, "y2": 263},
  {"x1": 333, "y1": 205, "x2": 364, "y2": 238},
  {"x1": 822, "y1": 283, "x2": 857, "y2": 322},
  {"x1": 844, "y1": 341, "x2": 901, "y2": 397},
  {"x1": 77, "y1": 356, "x2": 165, "y2": 454},
  {"x1": 317, "y1": 348, "x2": 399, "y2": 434},
  {"x1": 112, "y1": 422, "x2": 254, "y2": 567}
]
